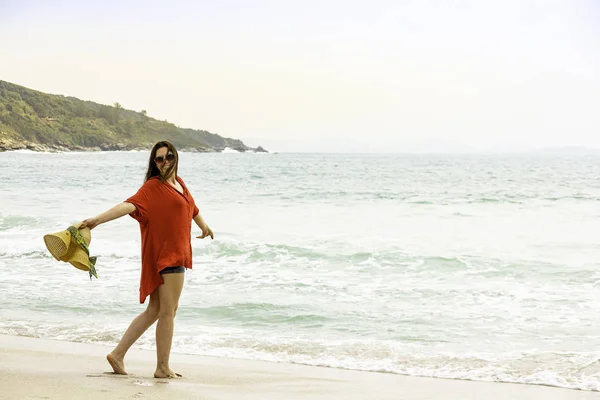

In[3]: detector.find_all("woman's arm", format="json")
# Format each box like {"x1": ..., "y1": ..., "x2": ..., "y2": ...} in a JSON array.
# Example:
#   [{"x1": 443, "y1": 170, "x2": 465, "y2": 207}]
[
  {"x1": 81, "y1": 202, "x2": 137, "y2": 230},
  {"x1": 193, "y1": 213, "x2": 214, "y2": 239}
]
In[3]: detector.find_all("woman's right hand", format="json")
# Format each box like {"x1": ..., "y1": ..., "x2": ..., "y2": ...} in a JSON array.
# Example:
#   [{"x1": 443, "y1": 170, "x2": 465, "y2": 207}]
[
  {"x1": 80, "y1": 217, "x2": 100, "y2": 230},
  {"x1": 78, "y1": 203, "x2": 135, "y2": 231}
]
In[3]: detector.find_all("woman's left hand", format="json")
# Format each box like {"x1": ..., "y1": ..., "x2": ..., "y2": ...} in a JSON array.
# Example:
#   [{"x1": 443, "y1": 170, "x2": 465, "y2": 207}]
[{"x1": 196, "y1": 226, "x2": 214, "y2": 240}]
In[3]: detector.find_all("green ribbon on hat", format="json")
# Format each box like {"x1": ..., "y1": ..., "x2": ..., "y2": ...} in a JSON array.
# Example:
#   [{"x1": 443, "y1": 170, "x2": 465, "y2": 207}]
[{"x1": 67, "y1": 226, "x2": 98, "y2": 280}]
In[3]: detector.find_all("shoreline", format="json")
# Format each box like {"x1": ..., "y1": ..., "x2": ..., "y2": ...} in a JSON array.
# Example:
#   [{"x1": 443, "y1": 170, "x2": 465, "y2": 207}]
[
  {"x1": 0, "y1": 145, "x2": 264, "y2": 153},
  {"x1": 1, "y1": 334, "x2": 599, "y2": 400},
  {"x1": 0, "y1": 138, "x2": 267, "y2": 153}
]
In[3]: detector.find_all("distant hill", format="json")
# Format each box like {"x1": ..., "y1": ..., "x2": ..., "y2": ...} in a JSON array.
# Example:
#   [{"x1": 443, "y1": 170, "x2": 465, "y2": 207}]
[{"x1": 0, "y1": 80, "x2": 266, "y2": 153}]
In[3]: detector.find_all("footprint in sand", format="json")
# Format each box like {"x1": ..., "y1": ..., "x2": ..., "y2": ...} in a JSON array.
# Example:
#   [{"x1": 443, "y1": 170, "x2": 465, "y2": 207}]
[{"x1": 132, "y1": 379, "x2": 154, "y2": 386}]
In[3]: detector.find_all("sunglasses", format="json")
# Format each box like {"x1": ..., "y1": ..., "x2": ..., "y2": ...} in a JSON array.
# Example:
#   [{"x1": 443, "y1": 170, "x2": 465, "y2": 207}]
[{"x1": 154, "y1": 153, "x2": 175, "y2": 164}]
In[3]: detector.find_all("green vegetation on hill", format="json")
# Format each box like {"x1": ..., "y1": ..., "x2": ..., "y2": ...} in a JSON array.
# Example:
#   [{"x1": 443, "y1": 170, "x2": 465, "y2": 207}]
[{"x1": 0, "y1": 80, "x2": 264, "y2": 152}]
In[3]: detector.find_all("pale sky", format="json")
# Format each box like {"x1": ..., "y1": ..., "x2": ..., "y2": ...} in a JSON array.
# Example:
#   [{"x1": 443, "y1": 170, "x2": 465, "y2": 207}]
[{"x1": 1, "y1": 0, "x2": 599, "y2": 153}]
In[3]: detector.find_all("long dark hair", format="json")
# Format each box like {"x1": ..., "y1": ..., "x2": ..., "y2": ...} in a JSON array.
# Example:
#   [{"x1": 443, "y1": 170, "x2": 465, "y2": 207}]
[{"x1": 144, "y1": 141, "x2": 179, "y2": 182}]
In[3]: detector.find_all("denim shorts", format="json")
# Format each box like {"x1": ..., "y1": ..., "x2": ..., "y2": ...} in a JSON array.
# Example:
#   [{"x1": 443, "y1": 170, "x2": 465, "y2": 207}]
[{"x1": 160, "y1": 266, "x2": 186, "y2": 274}]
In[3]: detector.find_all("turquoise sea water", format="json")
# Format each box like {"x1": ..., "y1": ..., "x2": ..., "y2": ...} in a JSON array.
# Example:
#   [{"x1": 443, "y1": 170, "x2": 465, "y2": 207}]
[{"x1": 1, "y1": 150, "x2": 599, "y2": 390}]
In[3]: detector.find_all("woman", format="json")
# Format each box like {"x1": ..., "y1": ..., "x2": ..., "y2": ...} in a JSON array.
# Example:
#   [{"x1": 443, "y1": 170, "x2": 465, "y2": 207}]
[{"x1": 80, "y1": 140, "x2": 214, "y2": 378}]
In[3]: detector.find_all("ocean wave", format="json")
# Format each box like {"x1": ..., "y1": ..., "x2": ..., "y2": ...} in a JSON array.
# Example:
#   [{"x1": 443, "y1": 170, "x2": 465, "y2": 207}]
[
  {"x1": 0, "y1": 250, "x2": 48, "y2": 259},
  {"x1": 182, "y1": 303, "x2": 331, "y2": 327},
  {"x1": 0, "y1": 214, "x2": 46, "y2": 231},
  {"x1": 249, "y1": 191, "x2": 600, "y2": 204},
  {"x1": 1, "y1": 320, "x2": 598, "y2": 391}
]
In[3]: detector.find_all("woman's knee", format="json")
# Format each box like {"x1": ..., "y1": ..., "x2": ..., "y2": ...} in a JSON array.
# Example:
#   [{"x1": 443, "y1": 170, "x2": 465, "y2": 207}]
[{"x1": 158, "y1": 304, "x2": 178, "y2": 319}]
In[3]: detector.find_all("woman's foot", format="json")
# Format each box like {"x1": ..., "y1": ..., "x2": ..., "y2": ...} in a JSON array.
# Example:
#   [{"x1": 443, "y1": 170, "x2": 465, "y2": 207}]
[
  {"x1": 154, "y1": 367, "x2": 182, "y2": 378},
  {"x1": 107, "y1": 353, "x2": 127, "y2": 375}
]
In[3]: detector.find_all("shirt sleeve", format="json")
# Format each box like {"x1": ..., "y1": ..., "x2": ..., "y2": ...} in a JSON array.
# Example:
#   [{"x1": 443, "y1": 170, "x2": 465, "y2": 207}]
[
  {"x1": 125, "y1": 180, "x2": 153, "y2": 223},
  {"x1": 188, "y1": 190, "x2": 200, "y2": 218},
  {"x1": 192, "y1": 200, "x2": 199, "y2": 218}
]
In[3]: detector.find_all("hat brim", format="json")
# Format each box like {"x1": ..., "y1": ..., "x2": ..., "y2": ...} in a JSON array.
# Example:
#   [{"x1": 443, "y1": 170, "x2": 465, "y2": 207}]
[{"x1": 59, "y1": 238, "x2": 92, "y2": 271}]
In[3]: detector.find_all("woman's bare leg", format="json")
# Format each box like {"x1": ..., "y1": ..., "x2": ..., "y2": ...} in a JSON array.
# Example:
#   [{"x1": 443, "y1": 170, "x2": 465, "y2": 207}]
[
  {"x1": 154, "y1": 273, "x2": 184, "y2": 378},
  {"x1": 107, "y1": 290, "x2": 160, "y2": 374}
]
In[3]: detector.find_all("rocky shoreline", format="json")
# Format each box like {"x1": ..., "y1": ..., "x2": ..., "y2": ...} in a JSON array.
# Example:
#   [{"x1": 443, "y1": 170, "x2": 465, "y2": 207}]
[
  {"x1": 1, "y1": 80, "x2": 268, "y2": 154},
  {"x1": 0, "y1": 137, "x2": 267, "y2": 153}
]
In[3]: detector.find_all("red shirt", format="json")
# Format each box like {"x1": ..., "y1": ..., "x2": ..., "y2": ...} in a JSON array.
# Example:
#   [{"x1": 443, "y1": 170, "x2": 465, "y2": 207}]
[{"x1": 126, "y1": 176, "x2": 199, "y2": 303}]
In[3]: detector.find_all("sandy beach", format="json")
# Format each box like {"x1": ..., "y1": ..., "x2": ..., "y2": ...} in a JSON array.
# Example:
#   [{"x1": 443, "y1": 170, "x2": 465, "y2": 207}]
[{"x1": 0, "y1": 334, "x2": 598, "y2": 400}]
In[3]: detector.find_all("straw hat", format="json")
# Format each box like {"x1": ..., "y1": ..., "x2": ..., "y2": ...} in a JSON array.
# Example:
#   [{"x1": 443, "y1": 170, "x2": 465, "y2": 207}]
[{"x1": 44, "y1": 222, "x2": 98, "y2": 279}]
